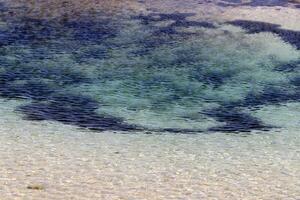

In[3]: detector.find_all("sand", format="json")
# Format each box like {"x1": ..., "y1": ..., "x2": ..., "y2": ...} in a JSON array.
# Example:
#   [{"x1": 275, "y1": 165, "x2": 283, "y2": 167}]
[
  {"x1": 0, "y1": 100, "x2": 299, "y2": 200},
  {"x1": 0, "y1": 1, "x2": 300, "y2": 199}
]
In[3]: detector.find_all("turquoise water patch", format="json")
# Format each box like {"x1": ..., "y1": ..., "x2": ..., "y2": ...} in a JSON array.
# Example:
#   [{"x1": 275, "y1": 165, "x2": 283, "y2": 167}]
[{"x1": 0, "y1": 7, "x2": 299, "y2": 133}]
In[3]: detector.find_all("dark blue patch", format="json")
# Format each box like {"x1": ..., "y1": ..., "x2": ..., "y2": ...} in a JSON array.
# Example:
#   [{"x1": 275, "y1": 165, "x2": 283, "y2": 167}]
[
  {"x1": 0, "y1": 64, "x2": 90, "y2": 87},
  {"x1": 275, "y1": 29, "x2": 300, "y2": 50},
  {"x1": 0, "y1": 80, "x2": 55, "y2": 100},
  {"x1": 1, "y1": 16, "x2": 118, "y2": 61},
  {"x1": 133, "y1": 12, "x2": 215, "y2": 36},
  {"x1": 0, "y1": 18, "x2": 64, "y2": 46},
  {"x1": 192, "y1": 69, "x2": 235, "y2": 87},
  {"x1": 0, "y1": 13, "x2": 119, "y2": 47},
  {"x1": 218, "y1": 0, "x2": 290, "y2": 7},
  {"x1": 132, "y1": 39, "x2": 165, "y2": 55},
  {"x1": 233, "y1": 86, "x2": 299, "y2": 109},
  {"x1": 290, "y1": 76, "x2": 300, "y2": 87},
  {"x1": 244, "y1": 0, "x2": 288, "y2": 7},
  {"x1": 131, "y1": 12, "x2": 215, "y2": 56},
  {"x1": 228, "y1": 20, "x2": 300, "y2": 49},
  {"x1": 0, "y1": 2, "x2": 9, "y2": 12},
  {"x1": 203, "y1": 82, "x2": 300, "y2": 132},
  {"x1": 133, "y1": 13, "x2": 195, "y2": 24},
  {"x1": 173, "y1": 20, "x2": 215, "y2": 28},
  {"x1": 222, "y1": 0, "x2": 242, "y2": 2},
  {"x1": 158, "y1": 13, "x2": 195, "y2": 21},
  {"x1": 274, "y1": 60, "x2": 300, "y2": 72},
  {"x1": 217, "y1": 2, "x2": 236, "y2": 7},
  {"x1": 0, "y1": 67, "x2": 29, "y2": 84},
  {"x1": 243, "y1": 90, "x2": 279, "y2": 107},
  {"x1": 72, "y1": 46, "x2": 109, "y2": 63},
  {"x1": 228, "y1": 20, "x2": 280, "y2": 33},
  {"x1": 154, "y1": 26, "x2": 178, "y2": 35},
  {"x1": 63, "y1": 19, "x2": 118, "y2": 44},
  {"x1": 160, "y1": 128, "x2": 203, "y2": 134},
  {"x1": 18, "y1": 94, "x2": 139, "y2": 131},
  {"x1": 203, "y1": 107, "x2": 270, "y2": 132}
]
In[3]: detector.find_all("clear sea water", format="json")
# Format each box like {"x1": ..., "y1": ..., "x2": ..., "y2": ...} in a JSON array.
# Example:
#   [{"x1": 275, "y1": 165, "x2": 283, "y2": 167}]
[
  {"x1": 0, "y1": 1, "x2": 299, "y2": 134},
  {"x1": 0, "y1": 0, "x2": 299, "y2": 199}
]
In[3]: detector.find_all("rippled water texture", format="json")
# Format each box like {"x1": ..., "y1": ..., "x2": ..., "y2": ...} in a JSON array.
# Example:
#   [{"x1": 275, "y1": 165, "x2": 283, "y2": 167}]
[{"x1": 0, "y1": 0, "x2": 300, "y2": 133}]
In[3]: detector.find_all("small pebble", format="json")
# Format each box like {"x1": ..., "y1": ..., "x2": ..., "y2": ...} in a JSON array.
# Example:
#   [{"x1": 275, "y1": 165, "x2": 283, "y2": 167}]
[{"x1": 27, "y1": 185, "x2": 44, "y2": 190}]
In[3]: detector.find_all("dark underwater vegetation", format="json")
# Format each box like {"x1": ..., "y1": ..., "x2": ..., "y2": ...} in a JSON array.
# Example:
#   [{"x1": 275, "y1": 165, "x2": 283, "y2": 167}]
[
  {"x1": 218, "y1": 0, "x2": 298, "y2": 7},
  {"x1": 0, "y1": 1, "x2": 299, "y2": 133},
  {"x1": 228, "y1": 20, "x2": 300, "y2": 50}
]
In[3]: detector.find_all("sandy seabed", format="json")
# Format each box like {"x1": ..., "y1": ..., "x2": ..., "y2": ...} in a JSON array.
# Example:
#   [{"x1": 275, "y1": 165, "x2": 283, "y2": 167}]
[
  {"x1": 0, "y1": 1, "x2": 300, "y2": 199},
  {"x1": 0, "y1": 100, "x2": 299, "y2": 200}
]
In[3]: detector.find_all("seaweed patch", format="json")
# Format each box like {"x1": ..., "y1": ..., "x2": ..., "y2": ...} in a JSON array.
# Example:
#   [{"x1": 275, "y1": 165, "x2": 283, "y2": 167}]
[
  {"x1": 218, "y1": 0, "x2": 291, "y2": 7},
  {"x1": 133, "y1": 12, "x2": 215, "y2": 36},
  {"x1": 203, "y1": 107, "x2": 270, "y2": 132},
  {"x1": 228, "y1": 20, "x2": 300, "y2": 49},
  {"x1": 18, "y1": 94, "x2": 138, "y2": 131}
]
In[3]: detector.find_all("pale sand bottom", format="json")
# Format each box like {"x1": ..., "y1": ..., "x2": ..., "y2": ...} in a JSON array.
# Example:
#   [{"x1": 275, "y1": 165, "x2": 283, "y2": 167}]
[
  {"x1": 141, "y1": 0, "x2": 300, "y2": 31},
  {"x1": 0, "y1": 100, "x2": 299, "y2": 200}
]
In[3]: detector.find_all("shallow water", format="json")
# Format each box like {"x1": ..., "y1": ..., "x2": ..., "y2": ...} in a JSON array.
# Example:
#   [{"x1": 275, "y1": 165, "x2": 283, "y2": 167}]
[
  {"x1": 0, "y1": 0, "x2": 300, "y2": 133},
  {"x1": 0, "y1": 0, "x2": 299, "y2": 199}
]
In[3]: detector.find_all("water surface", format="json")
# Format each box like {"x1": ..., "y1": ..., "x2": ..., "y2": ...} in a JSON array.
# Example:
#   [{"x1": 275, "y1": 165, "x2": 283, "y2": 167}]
[
  {"x1": 0, "y1": 1, "x2": 299, "y2": 134},
  {"x1": 0, "y1": 1, "x2": 300, "y2": 199}
]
